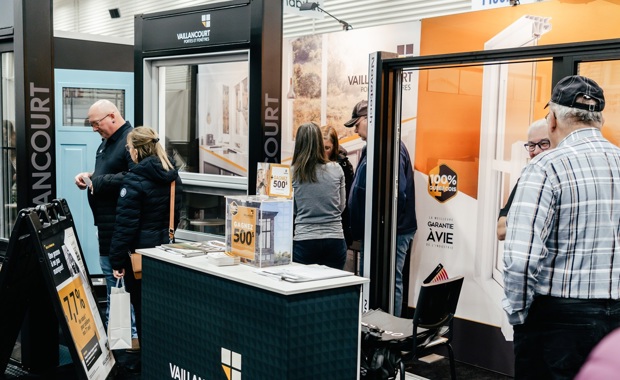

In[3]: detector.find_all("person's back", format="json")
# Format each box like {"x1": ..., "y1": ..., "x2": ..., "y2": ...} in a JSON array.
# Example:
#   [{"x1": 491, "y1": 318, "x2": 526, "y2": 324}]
[
  {"x1": 504, "y1": 75, "x2": 620, "y2": 379},
  {"x1": 109, "y1": 126, "x2": 182, "y2": 374},
  {"x1": 110, "y1": 154, "x2": 182, "y2": 255},
  {"x1": 293, "y1": 161, "x2": 345, "y2": 238},
  {"x1": 514, "y1": 128, "x2": 620, "y2": 296},
  {"x1": 292, "y1": 122, "x2": 347, "y2": 269}
]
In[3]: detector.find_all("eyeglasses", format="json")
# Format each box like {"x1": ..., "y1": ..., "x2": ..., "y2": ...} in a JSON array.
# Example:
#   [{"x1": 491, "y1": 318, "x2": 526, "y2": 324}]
[
  {"x1": 524, "y1": 139, "x2": 551, "y2": 152},
  {"x1": 89, "y1": 114, "x2": 110, "y2": 127}
]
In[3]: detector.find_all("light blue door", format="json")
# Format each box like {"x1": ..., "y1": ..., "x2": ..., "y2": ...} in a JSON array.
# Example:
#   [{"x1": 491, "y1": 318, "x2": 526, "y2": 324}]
[{"x1": 55, "y1": 69, "x2": 134, "y2": 275}]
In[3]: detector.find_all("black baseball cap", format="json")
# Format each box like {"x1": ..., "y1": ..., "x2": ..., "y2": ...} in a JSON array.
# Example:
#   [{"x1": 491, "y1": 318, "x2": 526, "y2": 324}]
[
  {"x1": 546, "y1": 75, "x2": 605, "y2": 112},
  {"x1": 344, "y1": 100, "x2": 367, "y2": 128}
]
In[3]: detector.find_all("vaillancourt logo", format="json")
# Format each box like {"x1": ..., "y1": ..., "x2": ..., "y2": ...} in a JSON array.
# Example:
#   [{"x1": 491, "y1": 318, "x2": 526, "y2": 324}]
[
  {"x1": 201, "y1": 14, "x2": 211, "y2": 28},
  {"x1": 176, "y1": 13, "x2": 211, "y2": 44},
  {"x1": 221, "y1": 348, "x2": 241, "y2": 380},
  {"x1": 169, "y1": 362, "x2": 205, "y2": 380}
]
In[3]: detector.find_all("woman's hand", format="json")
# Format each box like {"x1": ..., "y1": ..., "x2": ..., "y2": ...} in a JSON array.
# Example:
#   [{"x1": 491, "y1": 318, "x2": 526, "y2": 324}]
[{"x1": 113, "y1": 269, "x2": 125, "y2": 279}]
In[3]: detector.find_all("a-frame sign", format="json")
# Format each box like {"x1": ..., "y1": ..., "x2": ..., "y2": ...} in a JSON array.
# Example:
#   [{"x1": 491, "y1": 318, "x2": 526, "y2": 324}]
[{"x1": 0, "y1": 199, "x2": 115, "y2": 379}]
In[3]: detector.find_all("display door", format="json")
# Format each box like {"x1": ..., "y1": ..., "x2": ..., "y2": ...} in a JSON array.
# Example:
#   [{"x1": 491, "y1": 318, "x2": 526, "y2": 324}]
[{"x1": 54, "y1": 69, "x2": 134, "y2": 274}]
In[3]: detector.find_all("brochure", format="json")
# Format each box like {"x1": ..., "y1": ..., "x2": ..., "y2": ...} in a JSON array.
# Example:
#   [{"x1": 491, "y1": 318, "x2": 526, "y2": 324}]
[
  {"x1": 206, "y1": 252, "x2": 240, "y2": 266},
  {"x1": 158, "y1": 240, "x2": 226, "y2": 257},
  {"x1": 259, "y1": 264, "x2": 354, "y2": 282}
]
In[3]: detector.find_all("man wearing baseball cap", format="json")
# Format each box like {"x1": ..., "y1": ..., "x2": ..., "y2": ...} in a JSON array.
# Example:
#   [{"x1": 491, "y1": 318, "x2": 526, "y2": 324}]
[
  {"x1": 346, "y1": 99, "x2": 417, "y2": 317},
  {"x1": 503, "y1": 75, "x2": 620, "y2": 379}
]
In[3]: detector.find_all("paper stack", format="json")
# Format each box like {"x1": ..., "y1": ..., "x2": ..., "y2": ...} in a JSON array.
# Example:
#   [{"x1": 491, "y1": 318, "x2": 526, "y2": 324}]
[
  {"x1": 158, "y1": 240, "x2": 226, "y2": 257},
  {"x1": 206, "y1": 252, "x2": 240, "y2": 266}
]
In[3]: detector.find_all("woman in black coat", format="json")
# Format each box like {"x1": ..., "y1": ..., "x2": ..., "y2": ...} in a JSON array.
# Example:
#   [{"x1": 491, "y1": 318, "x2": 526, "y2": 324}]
[{"x1": 109, "y1": 126, "x2": 182, "y2": 366}]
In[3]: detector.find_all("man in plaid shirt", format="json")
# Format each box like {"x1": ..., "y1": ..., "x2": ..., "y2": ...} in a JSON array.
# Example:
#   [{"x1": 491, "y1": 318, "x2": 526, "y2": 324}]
[{"x1": 503, "y1": 75, "x2": 620, "y2": 379}]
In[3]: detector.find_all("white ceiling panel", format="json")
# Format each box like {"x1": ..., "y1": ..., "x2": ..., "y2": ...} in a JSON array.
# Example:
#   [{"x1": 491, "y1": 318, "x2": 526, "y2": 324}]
[{"x1": 52, "y1": 0, "x2": 471, "y2": 41}]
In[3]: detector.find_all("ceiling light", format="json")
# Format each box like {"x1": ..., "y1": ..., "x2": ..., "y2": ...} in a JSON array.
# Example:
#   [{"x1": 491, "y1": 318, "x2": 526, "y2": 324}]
[{"x1": 299, "y1": 2, "x2": 352, "y2": 31}]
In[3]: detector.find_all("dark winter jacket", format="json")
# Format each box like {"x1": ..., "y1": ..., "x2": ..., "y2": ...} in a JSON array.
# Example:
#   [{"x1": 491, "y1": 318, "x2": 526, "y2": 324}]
[
  {"x1": 348, "y1": 142, "x2": 417, "y2": 241},
  {"x1": 348, "y1": 147, "x2": 367, "y2": 241},
  {"x1": 109, "y1": 155, "x2": 182, "y2": 270},
  {"x1": 88, "y1": 122, "x2": 134, "y2": 256}
]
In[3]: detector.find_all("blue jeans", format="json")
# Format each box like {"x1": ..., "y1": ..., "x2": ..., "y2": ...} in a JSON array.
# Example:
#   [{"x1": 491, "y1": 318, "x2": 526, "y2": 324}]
[
  {"x1": 357, "y1": 230, "x2": 415, "y2": 317},
  {"x1": 100, "y1": 256, "x2": 138, "y2": 339},
  {"x1": 513, "y1": 296, "x2": 620, "y2": 380},
  {"x1": 293, "y1": 238, "x2": 347, "y2": 269},
  {"x1": 394, "y1": 231, "x2": 415, "y2": 317}
]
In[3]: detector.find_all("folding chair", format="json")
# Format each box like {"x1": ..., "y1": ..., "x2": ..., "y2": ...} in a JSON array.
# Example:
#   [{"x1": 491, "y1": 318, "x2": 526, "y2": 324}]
[{"x1": 361, "y1": 276, "x2": 464, "y2": 380}]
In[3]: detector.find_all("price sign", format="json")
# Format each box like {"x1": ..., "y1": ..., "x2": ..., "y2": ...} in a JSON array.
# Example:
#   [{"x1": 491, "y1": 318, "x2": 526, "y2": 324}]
[
  {"x1": 231, "y1": 205, "x2": 257, "y2": 260},
  {"x1": 58, "y1": 277, "x2": 102, "y2": 370},
  {"x1": 267, "y1": 164, "x2": 292, "y2": 198}
]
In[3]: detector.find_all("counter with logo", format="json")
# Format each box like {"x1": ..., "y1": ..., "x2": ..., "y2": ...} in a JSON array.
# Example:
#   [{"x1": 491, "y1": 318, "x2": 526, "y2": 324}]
[{"x1": 137, "y1": 247, "x2": 368, "y2": 379}]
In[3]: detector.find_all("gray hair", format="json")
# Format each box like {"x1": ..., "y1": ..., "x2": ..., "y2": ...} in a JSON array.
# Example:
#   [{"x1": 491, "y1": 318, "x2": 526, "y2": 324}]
[{"x1": 548, "y1": 100, "x2": 603, "y2": 127}]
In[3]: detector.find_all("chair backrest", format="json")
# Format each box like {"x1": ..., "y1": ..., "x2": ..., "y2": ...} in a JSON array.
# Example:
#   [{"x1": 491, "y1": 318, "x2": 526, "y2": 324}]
[{"x1": 413, "y1": 276, "x2": 464, "y2": 330}]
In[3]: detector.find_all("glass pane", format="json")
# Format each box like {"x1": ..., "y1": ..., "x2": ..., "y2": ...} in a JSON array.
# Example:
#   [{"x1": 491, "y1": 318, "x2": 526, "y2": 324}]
[
  {"x1": 62, "y1": 87, "x2": 125, "y2": 126},
  {"x1": 157, "y1": 56, "x2": 250, "y2": 239},
  {"x1": 163, "y1": 61, "x2": 249, "y2": 176},
  {"x1": 180, "y1": 187, "x2": 227, "y2": 236},
  {"x1": 493, "y1": 59, "x2": 552, "y2": 281},
  {"x1": 1, "y1": 52, "x2": 16, "y2": 240},
  {"x1": 578, "y1": 60, "x2": 620, "y2": 146}
]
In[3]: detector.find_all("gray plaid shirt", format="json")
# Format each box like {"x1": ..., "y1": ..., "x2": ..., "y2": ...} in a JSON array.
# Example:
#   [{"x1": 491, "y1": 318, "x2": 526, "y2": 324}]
[{"x1": 503, "y1": 127, "x2": 620, "y2": 325}]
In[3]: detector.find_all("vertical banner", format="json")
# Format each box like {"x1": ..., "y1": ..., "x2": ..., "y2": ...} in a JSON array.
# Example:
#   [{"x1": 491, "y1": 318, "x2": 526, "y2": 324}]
[
  {"x1": 14, "y1": 0, "x2": 56, "y2": 210},
  {"x1": 248, "y1": 0, "x2": 283, "y2": 194}
]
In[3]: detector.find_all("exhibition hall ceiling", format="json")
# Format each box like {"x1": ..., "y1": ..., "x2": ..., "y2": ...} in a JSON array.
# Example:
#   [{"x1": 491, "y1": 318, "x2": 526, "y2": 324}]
[{"x1": 53, "y1": 0, "x2": 471, "y2": 41}]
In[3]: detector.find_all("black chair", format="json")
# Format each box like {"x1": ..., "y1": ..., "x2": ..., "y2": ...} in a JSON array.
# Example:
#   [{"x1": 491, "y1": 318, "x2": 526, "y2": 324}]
[{"x1": 361, "y1": 276, "x2": 464, "y2": 380}]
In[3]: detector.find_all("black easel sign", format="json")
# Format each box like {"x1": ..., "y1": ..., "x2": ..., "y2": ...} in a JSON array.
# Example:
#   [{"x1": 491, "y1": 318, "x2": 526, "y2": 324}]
[{"x1": 0, "y1": 199, "x2": 115, "y2": 379}]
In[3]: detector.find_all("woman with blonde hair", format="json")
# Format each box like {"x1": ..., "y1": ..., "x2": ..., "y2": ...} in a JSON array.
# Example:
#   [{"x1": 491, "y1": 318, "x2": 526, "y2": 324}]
[
  {"x1": 109, "y1": 126, "x2": 182, "y2": 372},
  {"x1": 292, "y1": 122, "x2": 347, "y2": 269}
]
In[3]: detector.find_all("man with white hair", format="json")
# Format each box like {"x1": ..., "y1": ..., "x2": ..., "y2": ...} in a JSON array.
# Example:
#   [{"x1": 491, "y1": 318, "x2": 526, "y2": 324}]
[
  {"x1": 496, "y1": 118, "x2": 550, "y2": 241},
  {"x1": 74, "y1": 100, "x2": 140, "y2": 356}
]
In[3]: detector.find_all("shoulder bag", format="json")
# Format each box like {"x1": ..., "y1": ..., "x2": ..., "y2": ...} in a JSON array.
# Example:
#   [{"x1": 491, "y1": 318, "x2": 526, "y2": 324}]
[{"x1": 130, "y1": 181, "x2": 176, "y2": 279}]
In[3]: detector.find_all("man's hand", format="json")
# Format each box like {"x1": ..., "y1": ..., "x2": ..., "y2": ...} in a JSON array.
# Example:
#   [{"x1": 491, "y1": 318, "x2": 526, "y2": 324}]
[
  {"x1": 497, "y1": 216, "x2": 507, "y2": 241},
  {"x1": 75, "y1": 172, "x2": 92, "y2": 190}
]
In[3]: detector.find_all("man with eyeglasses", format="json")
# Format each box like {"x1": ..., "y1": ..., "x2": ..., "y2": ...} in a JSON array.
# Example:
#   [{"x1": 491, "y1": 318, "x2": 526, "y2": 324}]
[
  {"x1": 345, "y1": 99, "x2": 417, "y2": 317},
  {"x1": 503, "y1": 75, "x2": 620, "y2": 379},
  {"x1": 73, "y1": 100, "x2": 140, "y2": 359},
  {"x1": 496, "y1": 119, "x2": 550, "y2": 241}
]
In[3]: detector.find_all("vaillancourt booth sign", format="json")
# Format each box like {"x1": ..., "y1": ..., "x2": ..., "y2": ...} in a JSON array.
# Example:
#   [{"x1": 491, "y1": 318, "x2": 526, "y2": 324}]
[
  {"x1": 141, "y1": 6, "x2": 250, "y2": 51},
  {"x1": 177, "y1": 14, "x2": 212, "y2": 44}
]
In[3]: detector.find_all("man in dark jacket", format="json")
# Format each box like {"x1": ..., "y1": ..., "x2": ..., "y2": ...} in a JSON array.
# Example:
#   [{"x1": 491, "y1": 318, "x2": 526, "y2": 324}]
[
  {"x1": 345, "y1": 100, "x2": 417, "y2": 317},
  {"x1": 74, "y1": 99, "x2": 136, "y2": 344}
]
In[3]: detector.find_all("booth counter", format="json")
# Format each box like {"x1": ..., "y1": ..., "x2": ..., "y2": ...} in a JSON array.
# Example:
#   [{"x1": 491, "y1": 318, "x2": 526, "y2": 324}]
[{"x1": 137, "y1": 248, "x2": 368, "y2": 379}]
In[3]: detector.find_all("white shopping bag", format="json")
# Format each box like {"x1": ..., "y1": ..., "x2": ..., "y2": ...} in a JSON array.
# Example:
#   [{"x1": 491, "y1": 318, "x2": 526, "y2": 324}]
[{"x1": 107, "y1": 278, "x2": 132, "y2": 349}]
